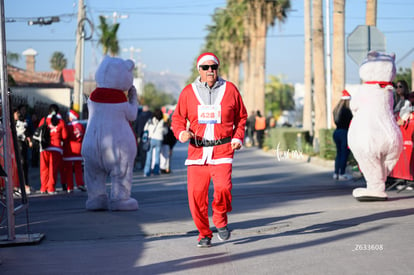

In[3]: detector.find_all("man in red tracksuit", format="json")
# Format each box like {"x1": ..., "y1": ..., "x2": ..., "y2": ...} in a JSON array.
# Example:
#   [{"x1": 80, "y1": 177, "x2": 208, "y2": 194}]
[
  {"x1": 172, "y1": 52, "x2": 247, "y2": 248},
  {"x1": 39, "y1": 104, "x2": 68, "y2": 194},
  {"x1": 62, "y1": 110, "x2": 87, "y2": 193}
]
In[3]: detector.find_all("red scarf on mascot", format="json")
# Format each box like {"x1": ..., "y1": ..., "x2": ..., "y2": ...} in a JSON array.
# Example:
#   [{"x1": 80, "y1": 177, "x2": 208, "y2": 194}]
[{"x1": 89, "y1": 88, "x2": 127, "y2": 103}]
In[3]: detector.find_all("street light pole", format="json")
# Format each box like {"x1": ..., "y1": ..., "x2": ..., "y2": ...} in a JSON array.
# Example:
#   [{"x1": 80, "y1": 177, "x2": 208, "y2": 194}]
[
  {"x1": 73, "y1": 0, "x2": 85, "y2": 118},
  {"x1": 325, "y1": 0, "x2": 332, "y2": 129}
]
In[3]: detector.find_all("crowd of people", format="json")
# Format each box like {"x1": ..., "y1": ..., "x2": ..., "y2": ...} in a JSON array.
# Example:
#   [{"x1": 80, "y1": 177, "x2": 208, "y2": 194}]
[
  {"x1": 245, "y1": 110, "x2": 276, "y2": 149},
  {"x1": 134, "y1": 106, "x2": 177, "y2": 177},
  {"x1": 12, "y1": 104, "x2": 87, "y2": 195},
  {"x1": 332, "y1": 80, "x2": 414, "y2": 183},
  {"x1": 10, "y1": 102, "x2": 178, "y2": 195}
]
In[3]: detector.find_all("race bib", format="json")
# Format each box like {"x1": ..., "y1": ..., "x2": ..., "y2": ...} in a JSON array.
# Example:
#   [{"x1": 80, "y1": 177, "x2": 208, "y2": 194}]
[{"x1": 198, "y1": 105, "x2": 221, "y2": 124}]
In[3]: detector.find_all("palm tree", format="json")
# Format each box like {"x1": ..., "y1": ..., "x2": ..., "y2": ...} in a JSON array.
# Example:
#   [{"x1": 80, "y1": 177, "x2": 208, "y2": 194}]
[
  {"x1": 265, "y1": 75, "x2": 295, "y2": 116},
  {"x1": 332, "y1": 0, "x2": 346, "y2": 115},
  {"x1": 302, "y1": 0, "x2": 313, "y2": 135},
  {"x1": 312, "y1": 0, "x2": 327, "y2": 147},
  {"x1": 7, "y1": 52, "x2": 19, "y2": 86},
  {"x1": 97, "y1": 16, "x2": 120, "y2": 56},
  {"x1": 190, "y1": 0, "x2": 290, "y2": 115},
  {"x1": 244, "y1": 0, "x2": 290, "y2": 115},
  {"x1": 50, "y1": 51, "x2": 67, "y2": 71},
  {"x1": 188, "y1": 2, "x2": 246, "y2": 86},
  {"x1": 7, "y1": 51, "x2": 20, "y2": 65}
]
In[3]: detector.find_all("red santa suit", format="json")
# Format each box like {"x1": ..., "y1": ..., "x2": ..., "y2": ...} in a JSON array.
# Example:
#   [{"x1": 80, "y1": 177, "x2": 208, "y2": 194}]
[
  {"x1": 39, "y1": 113, "x2": 68, "y2": 193},
  {"x1": 172, "y1": 76, "x2": 247, "y2": 241},
  {"x1": 62, "y1": 110, "x2": 86, "y2": 192}
]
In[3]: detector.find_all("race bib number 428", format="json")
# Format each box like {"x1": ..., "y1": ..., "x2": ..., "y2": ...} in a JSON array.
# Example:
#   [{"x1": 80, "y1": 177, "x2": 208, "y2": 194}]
[{"x1": 198, "y1": 105, "x2": 221, "y2": 124}]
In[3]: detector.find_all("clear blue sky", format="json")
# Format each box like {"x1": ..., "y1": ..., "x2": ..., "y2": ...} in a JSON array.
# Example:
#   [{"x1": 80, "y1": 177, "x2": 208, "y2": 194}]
[{"x1": 5, "y1": 0, "x2": 414, "y2": 85}]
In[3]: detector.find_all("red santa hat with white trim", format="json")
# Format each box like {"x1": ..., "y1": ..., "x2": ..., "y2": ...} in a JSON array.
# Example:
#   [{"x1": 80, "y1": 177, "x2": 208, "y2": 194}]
[
  {"x1": 197, "y1": 52, "x2": 220, "y2": 68},
  {"x1": 341, "y1": 89, "x2": 351, "y2": 100},
  {"x1": 68, "y1": 109, "x2": 79, "y2": 120}
]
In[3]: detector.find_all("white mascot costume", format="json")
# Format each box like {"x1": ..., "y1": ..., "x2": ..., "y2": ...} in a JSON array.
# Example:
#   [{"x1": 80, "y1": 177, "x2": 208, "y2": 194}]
[
  {"x1": 82, "y1": 56, "x2": 139, "y2": 211},
  {"x1": 348, "y1": 51, "x2": 403, "y2": 201}
]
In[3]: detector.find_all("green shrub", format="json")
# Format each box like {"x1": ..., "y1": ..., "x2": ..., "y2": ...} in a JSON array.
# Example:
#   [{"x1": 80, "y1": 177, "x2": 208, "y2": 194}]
[
  {"x1": 318, "y1": 128, "x2": 336, "y2": 160},
  {"x1": 265, "y1": 127, "x2": 313, "y2": 154}
]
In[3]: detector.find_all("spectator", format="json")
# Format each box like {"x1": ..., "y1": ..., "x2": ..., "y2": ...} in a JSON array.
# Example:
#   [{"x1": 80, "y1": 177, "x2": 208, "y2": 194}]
[
  {"x1": 398, "y1": 91, "x2": 414, "y2": 123},
  {"x1": 134, "y1": 105, "x2": 152, "y2": 170},
  {"x1": 160, "y1": 118, "x2": 177, "y2": 174},
  {"x1": 394, "y1": 80, "x2": 410, "y2": 115},
  {"x1": 255, "y1": 110, "x2": 266, "y2": 149},
  {"x1": 39, "y1": 104, "x2": 68, "y2": 195},
  {"x1": 14, "y1": 108, "x2": 33, "y2": 194},
  {"x1": 30, "y1": 112, "x2": 40, "y2": 167},
  {"x1": 246, "y1": 111, "x2": 256, "y2": 146},
  {"x1": 62, "y1": 110, "x2": 87, "y2": 193},
  {"x1": 143, "y1": 108, "x2": 167, "y2": 176},
  {"x1": 332, "y1": 90, "x2": 353, "y2": 181}
]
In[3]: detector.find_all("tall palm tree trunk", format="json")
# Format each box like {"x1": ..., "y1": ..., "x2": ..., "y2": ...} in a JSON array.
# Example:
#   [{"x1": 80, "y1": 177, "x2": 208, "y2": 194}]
[
  {"x1": 303, "y1": 0, "x2": 313, "y2": 135},
  {"x1": 332, "y1": 0, "x2": 346, "y2": 112},
  {"x1": 241, "y1": 43, "x2": 252, "y2": 110},
  {"x1": 366, "y1": 0, "x2": 377, "y2": 26},
  {"x1": 255, "y1": 20, "x2": 267, "y2": 115},
  {"x1": 312, "y1": 0, "x2": 327, "y2": 148}
]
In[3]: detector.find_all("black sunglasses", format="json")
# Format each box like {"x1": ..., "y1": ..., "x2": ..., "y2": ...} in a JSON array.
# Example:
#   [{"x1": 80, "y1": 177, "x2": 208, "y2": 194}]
[
  {"x1": 397, "y1": 85, "x2": 403, "y2": 88},
  {"x1": 199, "y1": 64, "x2": 218, "y2": 71}
]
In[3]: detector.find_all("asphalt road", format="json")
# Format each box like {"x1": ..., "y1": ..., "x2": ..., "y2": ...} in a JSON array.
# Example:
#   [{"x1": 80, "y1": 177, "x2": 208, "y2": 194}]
[{"x1": 1, "y1": 142, "x2": 414, "y2": 274}]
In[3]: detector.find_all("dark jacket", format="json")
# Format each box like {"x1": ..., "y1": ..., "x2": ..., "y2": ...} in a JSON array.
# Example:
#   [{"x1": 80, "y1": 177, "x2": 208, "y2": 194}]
[{"x1": 333, "y1": 101, "x2": 353, "y2": 129}]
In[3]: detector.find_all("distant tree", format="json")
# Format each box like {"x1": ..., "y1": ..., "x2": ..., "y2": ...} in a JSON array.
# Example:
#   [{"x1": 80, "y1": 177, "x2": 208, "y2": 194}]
[
  {"x1": 140, "y1": 83, "x2": 176, "y2": 109},
  {"x1": 50, "y1": 51, "x2": 67, "y2": 71},
  {"x1": 265, "y1": 75, "x2": 295, "y2": 117},
  {"x1": 7, "y1": 51, "x2": 20, "y2": 85},
  {"x1": 395, "y1": 67, "x2": 412, "y2": 90},
  {"x1": 97, "y1": 16, "x2": 120, "y2": 56},
  {"x1": 7, "y1": 51, "x2": 20, "y2": 64}
]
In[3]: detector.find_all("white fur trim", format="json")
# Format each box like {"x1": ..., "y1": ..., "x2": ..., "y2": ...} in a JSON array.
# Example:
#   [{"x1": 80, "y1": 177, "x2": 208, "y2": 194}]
[{"x1": 197, "y1": 55, "x2": 219, "y2": 67}]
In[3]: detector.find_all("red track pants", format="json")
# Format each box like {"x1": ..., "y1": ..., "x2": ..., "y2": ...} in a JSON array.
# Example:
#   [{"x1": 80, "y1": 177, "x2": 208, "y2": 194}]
[
  {"x1": 63, "y1": 160, "x2": 85, "y2": 191},
  {"x1": 187, "y1": 164, "x2": 233, "y2": 240},
  {"x1": 40, "y1": 150, "x2": 62, "y2": 193}
]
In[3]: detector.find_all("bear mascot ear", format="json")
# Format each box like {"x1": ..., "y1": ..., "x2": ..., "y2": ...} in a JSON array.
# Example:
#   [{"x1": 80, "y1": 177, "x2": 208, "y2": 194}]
[{"x1": 125, "y1": 59, "x2": 135, "y2": 72}]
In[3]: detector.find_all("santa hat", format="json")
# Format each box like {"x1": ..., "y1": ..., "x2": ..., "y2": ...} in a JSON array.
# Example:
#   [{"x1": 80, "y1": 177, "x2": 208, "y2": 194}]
[
  {"x1": 341, "y1": 90, "x2": 351, "y2": 100},
  {"x1": 68, "y1": 109, "x2": 79, "y2": 120},
  {"x1": 197, "y1": 52, "x2": 220, "y2": 68}
]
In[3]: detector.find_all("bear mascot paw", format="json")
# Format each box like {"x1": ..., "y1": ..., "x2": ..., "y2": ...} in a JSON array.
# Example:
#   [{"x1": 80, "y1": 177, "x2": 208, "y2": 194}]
[
  {"x1": 347, "y1": 51, "x2": 403, "y2": 202},
  {"x1": 81, "y1": 56, "x2": 139, "y2": 211}
]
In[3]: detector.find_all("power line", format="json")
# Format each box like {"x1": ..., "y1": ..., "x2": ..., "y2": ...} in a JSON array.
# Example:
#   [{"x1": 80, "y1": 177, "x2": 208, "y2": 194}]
[{"x1": 6, "y1": 28, "x2": 414, "y2": 43}]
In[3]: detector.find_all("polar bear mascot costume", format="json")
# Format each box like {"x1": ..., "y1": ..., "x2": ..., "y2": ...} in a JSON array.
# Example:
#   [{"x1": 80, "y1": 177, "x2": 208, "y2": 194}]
[
  {"x1": 82, "y1": 56, "x2": 139, "y2": 211},
  {"x1": 348, "y1": 51, "x2": 403, "y2": 201}
]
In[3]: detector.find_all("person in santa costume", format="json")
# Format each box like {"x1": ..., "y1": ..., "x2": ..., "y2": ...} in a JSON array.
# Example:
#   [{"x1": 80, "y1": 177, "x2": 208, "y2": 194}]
[
  {"x1": 62, "y1": 109, "x2": 87, "y2": 193},
  {"x1": 171, "y1": 52, "x2": 247, "y2": 247},
  {"x1": 39, "y1": 104, "x2": 68, "y2": 194},
  {"x1": 82, "y1": 56, "x2": 138, "y2": 211}
]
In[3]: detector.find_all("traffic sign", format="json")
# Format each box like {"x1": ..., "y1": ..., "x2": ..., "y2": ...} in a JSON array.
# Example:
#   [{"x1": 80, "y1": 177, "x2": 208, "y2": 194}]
[{"x1": 347, "y1": 25, "x2": 386, "y2": 65}]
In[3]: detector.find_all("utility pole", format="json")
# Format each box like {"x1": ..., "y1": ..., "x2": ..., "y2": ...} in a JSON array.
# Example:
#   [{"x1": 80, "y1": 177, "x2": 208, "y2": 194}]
[
  {"x1": 123, "y1": 46, "x2": 141, "y2": 62},
  {"x1": 104, "y1": 11, "x2": 128, "y2": 24},
  {"x1": 73, "y1": 0, "x2": 85, "y2": 117},
  {"x1": 303, "y1": 0, "x2": 313, "y2": 135},
  {"x1": 325, "y1": 0, "x2": 332, "y2": 129}
]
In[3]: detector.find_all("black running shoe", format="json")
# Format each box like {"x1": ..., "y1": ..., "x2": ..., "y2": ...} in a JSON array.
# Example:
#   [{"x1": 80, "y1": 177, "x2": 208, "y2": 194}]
[
  {"x1": 197, "y1": 237, "x2": 212, "y2": 248},
  {"x1": 217, "y1": 226, "x2": 231, "y2": 241}
]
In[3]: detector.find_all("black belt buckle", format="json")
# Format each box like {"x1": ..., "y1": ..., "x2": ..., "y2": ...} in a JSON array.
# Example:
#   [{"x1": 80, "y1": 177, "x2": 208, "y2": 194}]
[{"x1": 191, "y1": 137, "x2": 231, "y2": 147}]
